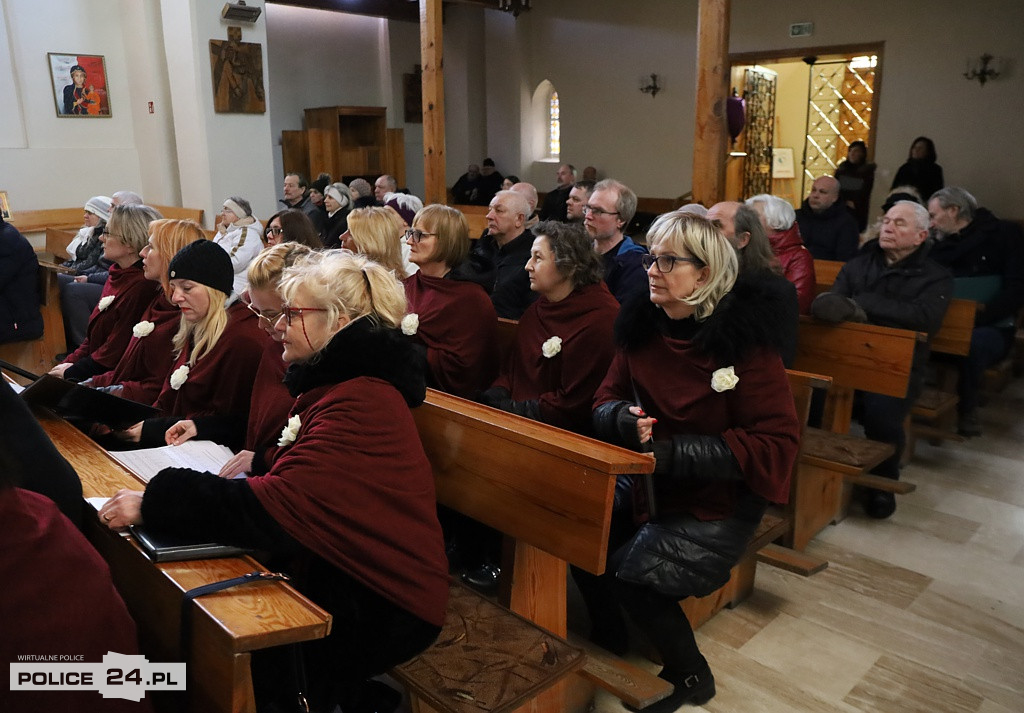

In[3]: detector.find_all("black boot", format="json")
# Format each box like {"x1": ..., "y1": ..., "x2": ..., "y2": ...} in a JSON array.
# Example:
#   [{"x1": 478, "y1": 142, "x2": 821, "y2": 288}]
[
  {"x1": 864, "y1": 489, "x2": 896, "y2": 519},
  {"x1": 625, "y1": 662, "x2": 716, "y2": 712}
]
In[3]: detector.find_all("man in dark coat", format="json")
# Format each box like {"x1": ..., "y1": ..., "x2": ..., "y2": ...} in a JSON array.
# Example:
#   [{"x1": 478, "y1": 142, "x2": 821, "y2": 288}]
[
  {"x1": 0, "y1": 216, "x2": 43, "y2": 344},
  {"x1": 812, "y1": 200, "x2": 953, "y2": 518},
  {"x1": 538, "y1": 163, "x2": 575, "y2": 221},
  {"x1": 927, "y1": 187, "x2": 1024, "y2": 437},
  {"x1": 280, "y1": 172, "x2": 326, "y2": 236},
  {"x1": 795, "y1": 176, "x2": 860, "y2": 261}
]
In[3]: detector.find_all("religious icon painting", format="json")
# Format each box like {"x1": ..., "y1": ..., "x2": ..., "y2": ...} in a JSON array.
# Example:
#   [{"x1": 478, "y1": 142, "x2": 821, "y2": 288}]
[{"x1": 48, "y1": 53, "x2": 112, "y2": 118}]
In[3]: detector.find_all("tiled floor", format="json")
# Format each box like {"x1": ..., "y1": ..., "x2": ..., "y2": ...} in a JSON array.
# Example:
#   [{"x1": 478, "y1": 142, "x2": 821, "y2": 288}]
[{"x1": 585, "y1": 376, "x2": 1024, "y2": 712}]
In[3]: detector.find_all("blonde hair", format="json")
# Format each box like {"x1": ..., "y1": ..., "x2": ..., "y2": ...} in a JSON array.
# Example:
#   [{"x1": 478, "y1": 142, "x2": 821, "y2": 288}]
[
  {"x1": 248, "y1": 242, "x2": 314, "y2": 291},
  {"x1": 412, "y1": 204, "x2": 470, "y2": 268},
  {"x1": 109, "y1": 203, "x2": 163, "y2": 255},
  {"x1": 647, "y1": 211, "x2": 738, "y2": 322},
  {"x1": 148, "y1": 219, "x2": 207, "y2": 299},
  {"x1": 278, "y1": 250, "x2": 406, "y2": 335},
  {"x1": 345, "y1": 206, "x2": 408, "y2": 279},
  {"x1": 172, "y1": 285, "x2": 229, "y2": 366}
]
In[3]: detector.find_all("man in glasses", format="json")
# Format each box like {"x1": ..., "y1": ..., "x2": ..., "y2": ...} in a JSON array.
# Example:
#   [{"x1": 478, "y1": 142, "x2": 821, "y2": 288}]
[{"x1": 584, "y1": 179, "x2": 647, "y2": 304}]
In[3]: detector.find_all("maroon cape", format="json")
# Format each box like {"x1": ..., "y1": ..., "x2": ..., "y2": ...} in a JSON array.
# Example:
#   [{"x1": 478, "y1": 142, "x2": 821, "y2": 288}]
[
  {"x1": 64, "y1": 263, "x2": 155, "y2": 369},
  {"x1": 245, "y1": 337, "x2": 291, "y2": 465},
  {"x1": 152, "y1": 301, "x2": 269, "y2": 420},
  {"x1": 89, "y1": 290, "x2": 180, "y2": 404},
  {"x1": 249, "y1": 377, "x2": 449, "y2": 628},
  {"x1": 494, "y1": 281, "x2": 619, "y2": 433},
  {"x1": 595, "y1": 338, "x2": 799, "y2": 521},
  {"x1": 0, "y1": 488, "x2": 149, "y2": 713},
  {"x1": 403, "y1": 271, "x2": 500, "y2": 397}
]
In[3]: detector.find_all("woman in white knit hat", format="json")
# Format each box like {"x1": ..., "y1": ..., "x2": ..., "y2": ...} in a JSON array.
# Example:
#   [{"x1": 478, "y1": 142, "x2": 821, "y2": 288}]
[
  {"x1": 213, "y1": 196, "x2": 264, "y2": 295},
  {"x1": 322, "y1": 182, "x2": 352, "y2": 249}
]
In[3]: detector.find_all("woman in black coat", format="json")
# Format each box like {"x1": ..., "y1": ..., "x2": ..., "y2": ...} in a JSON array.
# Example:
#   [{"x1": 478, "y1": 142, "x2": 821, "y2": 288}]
[{"x1": 890, "y1": 136, "x2": 944, "y2": 203}]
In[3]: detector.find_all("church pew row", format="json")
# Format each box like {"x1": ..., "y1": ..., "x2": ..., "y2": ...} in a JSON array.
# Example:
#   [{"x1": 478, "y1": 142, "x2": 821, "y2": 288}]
[{"x1": 9, "y1": 204, "x2": 205, "y2": 235}]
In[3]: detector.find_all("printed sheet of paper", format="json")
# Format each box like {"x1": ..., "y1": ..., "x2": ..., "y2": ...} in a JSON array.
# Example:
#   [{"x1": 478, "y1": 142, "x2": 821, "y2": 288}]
[{"x1": 108, "y1": 440, "x2": 236, "y2": 482}]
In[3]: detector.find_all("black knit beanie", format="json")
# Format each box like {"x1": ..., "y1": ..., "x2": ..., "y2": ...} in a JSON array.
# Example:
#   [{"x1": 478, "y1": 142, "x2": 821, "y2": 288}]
[{"x1": 168, "y1": 240, "x2": 234, "y2": 296}]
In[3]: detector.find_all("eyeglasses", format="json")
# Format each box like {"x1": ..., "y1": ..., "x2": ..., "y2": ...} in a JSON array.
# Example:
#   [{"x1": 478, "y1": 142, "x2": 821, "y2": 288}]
[
  {"x1": 280, "y1": 306, "x2": 327, "y2": 327},
  {"x1": 641, "y1": 254, "x2": 706, "y2": 273},
  {"x1": 583, "y1": 205, "x2": 620, "y2": 217},
  {"x1": 403, "y1": 228, "x2": 437, "y2": 243},
  {"x1": 267, "y1": 226, "x2": 285, "y2": 236},
  {"x1": 101, "y1": 230, "x2": 124, "y2": 240},
  {"x1": 246, "y1": 301, "x2": 283, "y2": 325}
]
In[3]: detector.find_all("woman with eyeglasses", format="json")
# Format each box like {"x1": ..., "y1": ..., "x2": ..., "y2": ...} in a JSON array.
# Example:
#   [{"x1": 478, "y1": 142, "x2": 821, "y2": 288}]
[
  {"x1": 322, "y1": 182, "x2": 353, "y2": 249},
  {"x1": 100, "y1": 251, "x2": 448, "y2": 713},
  {"x1": 402, "y1": 204, "x2": 499, "y2": 397},
  {"x1": 262, "y1": 208, "x2": 322, "y2": 249},
  {"x1": 115, "y1": 240, "x2": 269, "y2": 447},
  {"x1": 50, "y1": 204, "x2": 163, "y2": 383},
  {"x1": 343, "y1": 206, "x2": 409, "y2": 278},
  {"x1": 86, "y1": 219, "x2": 207, "y2": 405},
  {"x1": 162, "y1": 242, "x2": 313, "y2": 477},
  {"x1": 576, "y1": 212, "x2": 800, "y2": 710}
]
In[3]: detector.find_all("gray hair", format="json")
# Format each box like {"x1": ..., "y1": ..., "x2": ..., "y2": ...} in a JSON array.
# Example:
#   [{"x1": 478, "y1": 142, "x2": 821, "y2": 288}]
[
  {"x1": 893, "y1": 200, "x2": 930, "y2": 232},
  {"x1": 492, "y1": 189, "x2": 530, "y2": 221},
  {"x1": 112, "y1": 190, "x2": 143, "y2": 206},
  {"x1": 593, "y1": 178, "x2": 637, "y2": 225},
  {"x1": 929, "y1": 186, "x2": 977, "y2": 223},
  {"x1": 746, "y1": 194, "x2": 796, "y2": 231}
]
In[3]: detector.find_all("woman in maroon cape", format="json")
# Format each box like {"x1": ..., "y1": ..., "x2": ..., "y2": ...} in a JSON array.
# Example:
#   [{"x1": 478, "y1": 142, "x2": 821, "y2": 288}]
[
  {"x1": 87, "y1": 218, "x2": 207, "y2": 404},
  {"x1": 402, "y1": 204, "x2": 499, "y2": 397},
  {"x1": 101, "y1": 251, "x2": 447, "y2": 712},
  {"x1": 580, "y1": 212, "x2": 800, "y2": 711}
]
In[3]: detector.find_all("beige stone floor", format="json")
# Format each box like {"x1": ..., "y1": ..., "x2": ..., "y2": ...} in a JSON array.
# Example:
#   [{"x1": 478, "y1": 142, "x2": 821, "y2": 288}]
[{"x1": 587, "y1": 375, "x2": 1024, "y2": 713}]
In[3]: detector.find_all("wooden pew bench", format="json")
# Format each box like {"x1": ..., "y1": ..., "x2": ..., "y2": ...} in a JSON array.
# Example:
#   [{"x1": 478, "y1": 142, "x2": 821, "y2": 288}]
[
  {"x1": 9, "y1": 204, "x2": 205, "y2": 236},
  {"x1": 32, "y1": 410, "x2": 331, "y2": 713},
  {"x1": 449, "y1": 203, "x2": 489, "y2": 239},
  {"x1": 791, "y1": 318, "x2": 920, "y2": 549}
]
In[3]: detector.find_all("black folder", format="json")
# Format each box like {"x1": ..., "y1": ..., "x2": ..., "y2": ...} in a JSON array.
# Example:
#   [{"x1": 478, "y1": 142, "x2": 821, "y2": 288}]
[
  {"x1": 2, "y1": 360, "x2": 160, "y2": 430},
  {"x1": 129, "y1": 526, "x2": 250, "y2": 563}
]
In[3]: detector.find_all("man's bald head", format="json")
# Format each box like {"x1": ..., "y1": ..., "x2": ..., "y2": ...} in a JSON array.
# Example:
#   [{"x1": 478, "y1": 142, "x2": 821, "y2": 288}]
[{"x1": 807, "y1": 176, "x2": 841, "y2": 212}]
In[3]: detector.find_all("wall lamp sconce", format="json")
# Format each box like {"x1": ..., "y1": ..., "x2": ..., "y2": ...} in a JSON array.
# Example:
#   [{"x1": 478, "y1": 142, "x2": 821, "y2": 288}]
[
  {"x1": 498, "y1": 0, "x2": 531, "y2": 16},
  {"x1": 640, "y1": 74, "x2": 662, "y2": 98},
  {"x1": 964, "y1": 54, "x2": 1001, "y2": 86}
]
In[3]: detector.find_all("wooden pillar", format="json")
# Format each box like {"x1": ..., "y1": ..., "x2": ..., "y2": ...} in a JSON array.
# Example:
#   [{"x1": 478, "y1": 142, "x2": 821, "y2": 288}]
[
  {"x1": 420, "y1": 0, "x2": 446, "y2": 205},
  {"x1": 691, "y1": 0, "x2": 730, "y2": 206}
]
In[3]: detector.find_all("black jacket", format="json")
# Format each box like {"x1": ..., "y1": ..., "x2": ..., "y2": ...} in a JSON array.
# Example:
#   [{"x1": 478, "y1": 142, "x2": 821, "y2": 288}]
[
  {"x1": 0, "y1": 218, "x2": 44, "y2": 343},
  {"x1": 928, "y1": 208, "x2": 1024, "y2": 327},
  {"x1": 539, "y1": 184, "x2": 571, "y2": 221},
  {"x1": 833, "y1": 238, "x2": 953, "y2": 396},
  {"x1": 795, "y1": 199, "x2": 860, "y2": 261},
  {"x1": 453, "y1": 228, "x2": 537, "y2": 319}
]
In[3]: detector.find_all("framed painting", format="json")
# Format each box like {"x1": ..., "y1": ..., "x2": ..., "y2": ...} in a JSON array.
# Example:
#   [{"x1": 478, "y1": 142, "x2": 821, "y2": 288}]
[
  {"x1": 772, "y1": 147, "x2": 795, "y2": 179},
  {"x1": 209, "y1": 39, "x2": 266, "y2": 114},
  {"x1": 48, "y1": 53, "x2": 111, "y2": 117}
]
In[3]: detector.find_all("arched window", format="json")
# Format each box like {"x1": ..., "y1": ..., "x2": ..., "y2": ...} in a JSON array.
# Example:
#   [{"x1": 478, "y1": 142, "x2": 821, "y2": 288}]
[{"x1": 549, "y1": 91, "x2": 560, "y2": 159}]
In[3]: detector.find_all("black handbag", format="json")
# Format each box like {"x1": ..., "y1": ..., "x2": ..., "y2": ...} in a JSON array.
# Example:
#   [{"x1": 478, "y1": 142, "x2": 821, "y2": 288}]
[{"x1": 615, "y1": 511, "x2": 758, "y2": 600}]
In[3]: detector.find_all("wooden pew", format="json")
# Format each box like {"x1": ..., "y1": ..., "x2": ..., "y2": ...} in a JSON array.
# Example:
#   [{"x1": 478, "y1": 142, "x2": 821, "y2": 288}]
[
  {"x1": 450, "y1": 203, "x2": 489, "y2": 238},
  {"x1": 9, "y1": 205, "x2": 206, "y2": 236},
  {"x1": 791, "y1": 318, "x2": 920, "y2": 549},
  {"x1": 33, "y1": 411, "x2": 331, "y2": 713},
  {"x1": 813, "y1": 259, "x2": 844, "y2": 295},
  {"x1": 410, "y1": 389, "x2": 664, "y2": 712}
]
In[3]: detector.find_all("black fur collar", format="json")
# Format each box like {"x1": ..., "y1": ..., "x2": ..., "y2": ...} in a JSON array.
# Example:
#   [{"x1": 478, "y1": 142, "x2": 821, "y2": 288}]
[
  {"x1": 283, "y1": 317, "x2": 426, "y2": 407},
  {"x1": 615, "y1": 272, "x2": 792, "y2": 365}
]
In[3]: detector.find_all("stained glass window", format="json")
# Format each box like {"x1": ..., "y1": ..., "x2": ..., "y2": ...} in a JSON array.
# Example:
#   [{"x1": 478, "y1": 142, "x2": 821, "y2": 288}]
[{"x1": 549, "y1": 91, "x2": 560, "y2": 158}]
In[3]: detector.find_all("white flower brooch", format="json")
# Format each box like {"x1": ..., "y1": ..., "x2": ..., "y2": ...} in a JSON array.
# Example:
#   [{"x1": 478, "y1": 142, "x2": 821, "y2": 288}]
[
  {"x1": 401, "y1": 313, "x2": 419, "y2": 336},
  {"x1": 132, "y1": 321, "x2": 156, "y2": 338},
  {"x1": 711, "y1": 366, "x2": 739, "y2": 392},
  {"x1": 278, "y1": 414, "x2": 302, "y2": 447},
  {"x1": 97, "y1": 295, "x2": 116, "y2": 311},
  {"x1": 541, "y1": 336, "x2": 562, "y2": 358},
  {"x1": 169, "y1": 365, "x2": 190, "y2": 391}
]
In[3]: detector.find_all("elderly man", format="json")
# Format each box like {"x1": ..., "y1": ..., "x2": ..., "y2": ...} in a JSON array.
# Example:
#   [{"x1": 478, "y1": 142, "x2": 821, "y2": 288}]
[
  {"x1": 374, "y1": 175, "x2": 398, "y2": 203},
  {"x1": 708, "y1": 201, "x2": 799, "y2": 366},
  {"x1": 795, "y1": 175, "x2": 860, "y2": 261},
  {"x1": 927, "y1": 186, "x2": 1024, "y2": 437},
  {"x1": 281, "y1": 172, "x2": 325, "y2": 235},
  {"x1": 539, "y1": 163, "x2": 575, "y2": 221},
  {"x1": 566, "y1": 180, "x2": 595, "y2": 223},
  {"x1": 510, "y1": 182, "x2": 540, "y2": 230},
  {"x1": 454, "y1": 190, "x2": 536, "y2": 319},
  {"x1": 584, "y1": 179, "x2": 647, "y2": 304},
  {"x1": 812, "y1": 201, "x2": 953, "y2": 518}
]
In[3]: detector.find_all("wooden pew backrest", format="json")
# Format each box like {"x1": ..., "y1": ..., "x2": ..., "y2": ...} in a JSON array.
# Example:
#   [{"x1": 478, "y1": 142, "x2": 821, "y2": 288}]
[
  {"x1": 930, "y1": 298, "x2": 976, "y2": 357},
  {"x1": 813, "y1": 259, "x2": 844, "y2": 295},
  {"x1": 415, "y1": 389, "x2": 652, "y2": 575}
]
